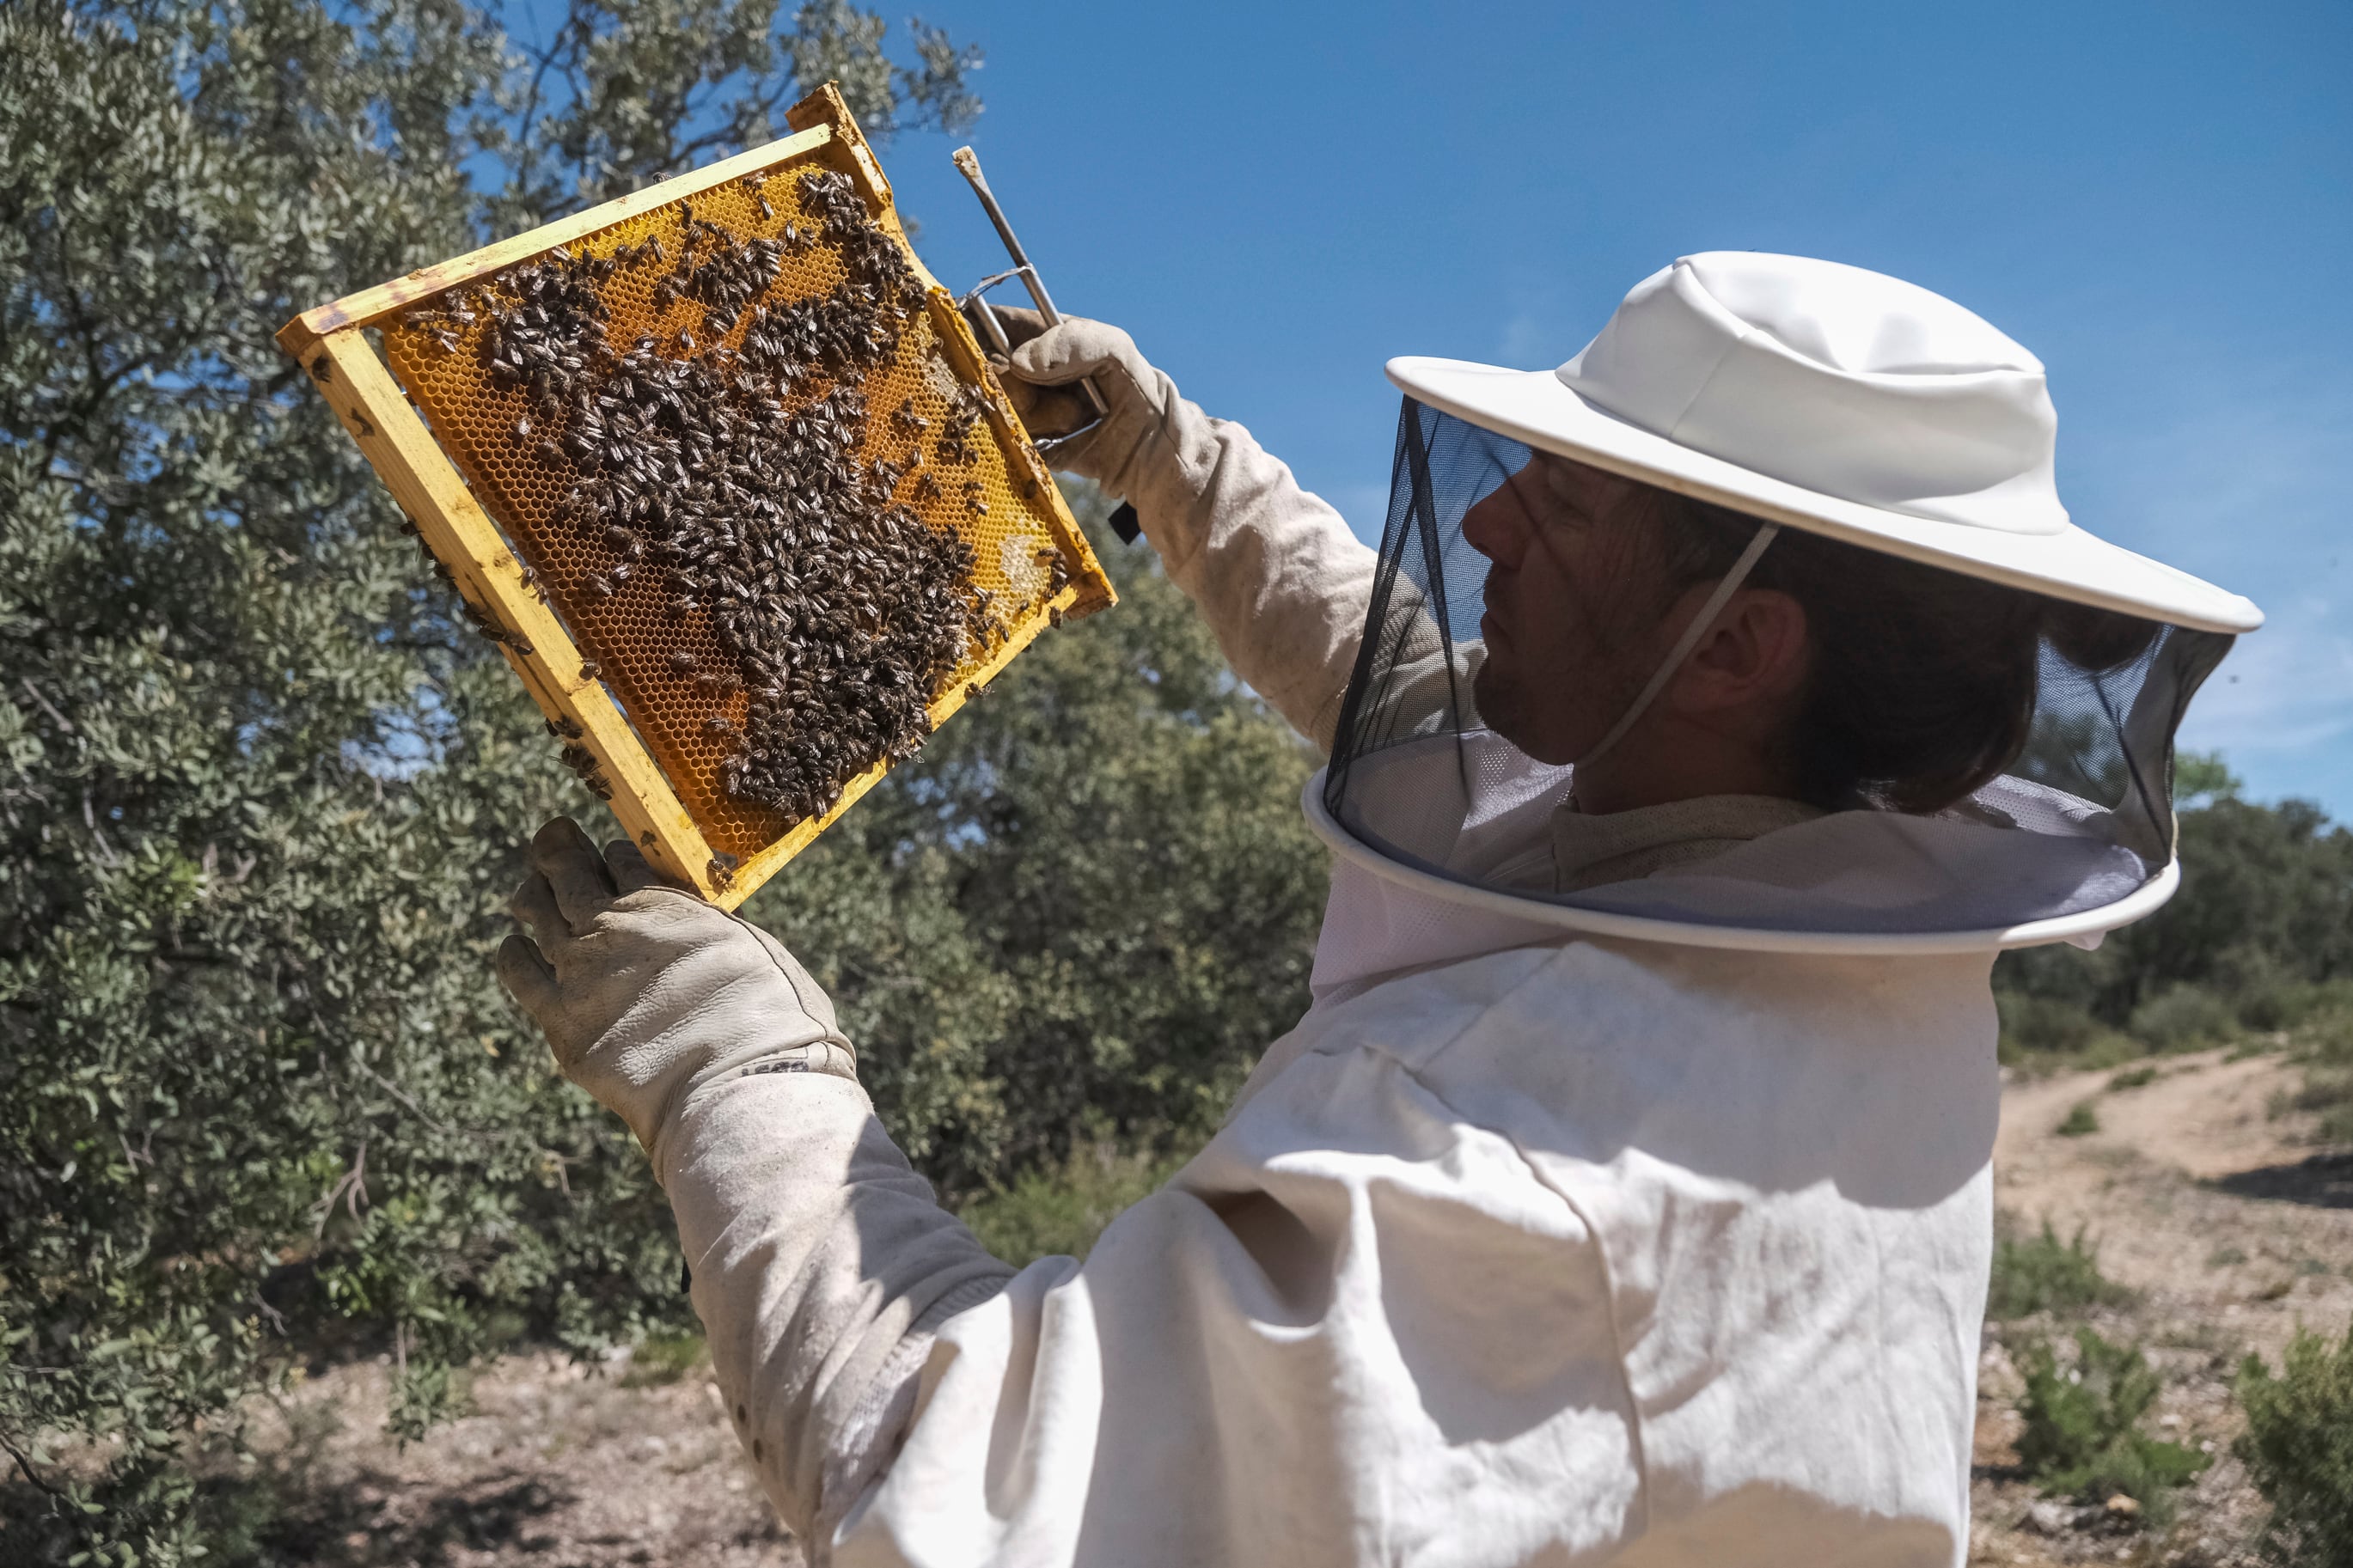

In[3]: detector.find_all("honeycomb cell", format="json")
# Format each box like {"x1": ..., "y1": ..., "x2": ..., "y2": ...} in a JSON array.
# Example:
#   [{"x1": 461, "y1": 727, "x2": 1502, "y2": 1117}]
[{"x1": 380, "y1": 150, "x2": 1095, "y2": 864}]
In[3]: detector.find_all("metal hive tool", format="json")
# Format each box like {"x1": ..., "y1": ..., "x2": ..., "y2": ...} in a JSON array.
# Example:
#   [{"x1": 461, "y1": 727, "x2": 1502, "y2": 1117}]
[{"x1": 278, "y1": 85, "x2": 1115, "y2": 908}]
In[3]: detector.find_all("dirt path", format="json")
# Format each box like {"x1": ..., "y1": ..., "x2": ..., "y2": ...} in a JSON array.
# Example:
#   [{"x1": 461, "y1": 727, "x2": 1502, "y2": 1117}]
[
  {"x1": 236, "y1": 1349, "x2": 797, "y2": 1565},
  {"x1": 1972, "y1": 1046, "x2": 2353, "y2": 1566},
  {"x1": 1993, "y1": 1046, "x2": 2353, "y2": 1364}
]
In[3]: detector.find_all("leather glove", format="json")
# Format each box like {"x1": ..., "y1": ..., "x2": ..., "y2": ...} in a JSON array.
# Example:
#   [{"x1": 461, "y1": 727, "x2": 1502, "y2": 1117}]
[
  {"x1": 496, "y1": 818, "x2": 857, "y2": 1167},
  {"x1": 973, "y1": 306, "x2": 1378, "y2": 753},
  {"x1": 974, "y1": 305, "x2": 1177, "y2": 500}
]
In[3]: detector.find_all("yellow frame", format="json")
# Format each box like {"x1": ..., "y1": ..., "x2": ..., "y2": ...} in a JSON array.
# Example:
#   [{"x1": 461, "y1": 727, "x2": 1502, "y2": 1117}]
[{"x1": 278, "y1": 86, "x2": 1112, "y2": 908}]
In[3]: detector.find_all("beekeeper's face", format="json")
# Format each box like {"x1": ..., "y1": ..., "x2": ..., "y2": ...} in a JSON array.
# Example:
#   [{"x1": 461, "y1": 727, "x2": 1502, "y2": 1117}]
[{"x1": 1458, "y1": 455, "x2": 1665, "y2": 764}]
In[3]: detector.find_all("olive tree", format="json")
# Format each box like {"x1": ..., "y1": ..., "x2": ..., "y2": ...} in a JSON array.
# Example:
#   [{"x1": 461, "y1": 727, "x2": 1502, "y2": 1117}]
[{"x1": 0, "y1": 0, "x2": 993, "y2": 1555}]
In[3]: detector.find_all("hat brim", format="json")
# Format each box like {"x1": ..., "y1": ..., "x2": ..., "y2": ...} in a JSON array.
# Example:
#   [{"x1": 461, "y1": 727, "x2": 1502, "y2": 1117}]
[{"x1": 1386, "y1": 357, "x2": 2263, "y2": 634}]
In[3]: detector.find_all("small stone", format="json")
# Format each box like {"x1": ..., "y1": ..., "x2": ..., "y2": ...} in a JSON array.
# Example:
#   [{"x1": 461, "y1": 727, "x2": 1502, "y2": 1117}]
[
  {"x1": 2026, "y1": 1499, "x2": 2078, "y2": 1534},
  {"x1": 2104, "y1": 1493, "x2": 2141, "y2": 1517}
]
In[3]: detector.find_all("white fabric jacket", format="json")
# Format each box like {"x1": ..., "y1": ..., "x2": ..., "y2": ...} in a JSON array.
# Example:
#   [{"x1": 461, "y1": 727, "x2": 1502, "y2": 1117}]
[
  {"x1": 621, "y1": 332, "x2": 2000, "y2": 1567},
  {"x1": 852, "y1": 941, "x2": 1994, "y2": 1568}
]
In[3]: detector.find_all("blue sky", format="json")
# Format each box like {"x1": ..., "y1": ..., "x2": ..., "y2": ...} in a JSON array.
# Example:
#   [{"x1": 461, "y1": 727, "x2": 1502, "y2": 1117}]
[{"x1": 869, "y1": 1, "x2": 2352, "y2": 813}]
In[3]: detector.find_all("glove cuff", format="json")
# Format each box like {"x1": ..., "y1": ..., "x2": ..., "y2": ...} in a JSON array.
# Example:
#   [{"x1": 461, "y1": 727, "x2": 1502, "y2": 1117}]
[{"x1": 643, "y1": 1027, "x2": 859, "y2": 1173}]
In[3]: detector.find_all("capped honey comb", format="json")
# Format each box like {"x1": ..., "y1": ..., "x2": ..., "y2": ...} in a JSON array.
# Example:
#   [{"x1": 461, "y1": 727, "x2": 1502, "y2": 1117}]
[{"x1": 278, "y1": 84, "x2": 1113, "y2": 907}]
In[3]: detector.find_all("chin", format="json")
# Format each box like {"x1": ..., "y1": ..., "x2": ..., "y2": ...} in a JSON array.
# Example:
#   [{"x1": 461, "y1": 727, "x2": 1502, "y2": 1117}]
[
  {"x1": 1472, "y1": 665, "x2": 1528, "y2": 747},
  {"x1": 1476, "y1": 666, "x2": 1580, "y2": 765}
]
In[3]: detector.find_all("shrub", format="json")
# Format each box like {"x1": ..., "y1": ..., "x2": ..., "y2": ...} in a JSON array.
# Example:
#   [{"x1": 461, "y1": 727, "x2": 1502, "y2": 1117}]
[
  {"x1": 2282, "y1": 998, "x2": 2353, "y2": 1146},
  {"x1": 2270, "y1": 979, "x2": 2353, "y2": 1034},
  {"x1": 1995, "y1": 992, "x2": 2137, "y2": 1069},
  {"x1": 1988, "y1": 1219, "x2": 2128, "y2": 1320},
  {"x1": 620, "y1": 1330, "x2": 708, "y2": 1388},
  {"x1": 1999, "y1": 992, "x2": 2106, "y2": 1053},
  {"x1": 2129, "y1": 984, "x2": 2240, "y2": 1051},
  {"x1": 2057, "y1": 1101, "x2": 2101, "y2": 1138},
  {"x1": 2236, "y1": 1326, "x2": 2353, "y2": 1566},
  {"x1": 1993, "y1": 795, "x2": 2353, "y2": 1036},
  {"x1": 959, "y1": 1141, "x2": 1194, "y2": 1267},
  {"x1": 2107, "y1": 1065, "x2": 2158, "y2": 1091},
  {"x1": 2016, "y1": 1328, "x2": 2208, "y2": 1524}
]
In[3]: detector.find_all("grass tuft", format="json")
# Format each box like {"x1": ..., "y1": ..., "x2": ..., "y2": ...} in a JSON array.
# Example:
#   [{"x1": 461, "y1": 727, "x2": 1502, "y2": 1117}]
[
  {"x1": 1989, "y1": 1218, "x2": 2130, "y2": 1321},
  {"x1": 958, "y1": 1142, "x2": 1189, "y2": 1267},
  {"x1": 620, "y1": 1329, "x2": 706, "y2": 1388}
]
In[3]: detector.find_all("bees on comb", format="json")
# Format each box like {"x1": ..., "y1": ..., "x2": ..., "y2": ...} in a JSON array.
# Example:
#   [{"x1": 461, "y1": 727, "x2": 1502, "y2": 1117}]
[{"x1": 394, "y1": 163, "x2": 1053, "y2": 842}]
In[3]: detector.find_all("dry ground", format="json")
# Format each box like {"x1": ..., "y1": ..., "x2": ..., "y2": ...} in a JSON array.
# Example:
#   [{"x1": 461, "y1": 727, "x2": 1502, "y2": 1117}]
[
  {"x1": 235, "y1": 1346, "x2": 798, "y2": 1565},
  {"x1": 231, "y1": 1047, "x2": 2351, "y2": 1565},
  {"x1": 1971, "y1": 1046, "x2": 2353, "y2": 1566}
]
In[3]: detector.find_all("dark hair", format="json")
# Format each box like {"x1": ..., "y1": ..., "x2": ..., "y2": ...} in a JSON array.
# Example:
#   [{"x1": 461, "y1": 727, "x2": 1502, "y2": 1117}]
[{"x1": 1646, "y1": 490, "x2": 2161, "y2": 814}]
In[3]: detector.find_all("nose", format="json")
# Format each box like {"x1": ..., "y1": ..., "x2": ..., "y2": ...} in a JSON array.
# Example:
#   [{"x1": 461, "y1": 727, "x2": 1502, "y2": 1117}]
[{"x1": 1462, "y1": 470, "x2": 1537, "y2": 568}]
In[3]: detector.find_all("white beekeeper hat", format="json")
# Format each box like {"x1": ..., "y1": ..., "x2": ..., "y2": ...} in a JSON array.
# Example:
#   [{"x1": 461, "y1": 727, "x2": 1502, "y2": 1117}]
[
  {"x1": 1313, "y1": 252, "x2": 2264, "y2": 953},
  {"x1": 1386, "y1": 252, "x2": 2260, "y2": 634}
]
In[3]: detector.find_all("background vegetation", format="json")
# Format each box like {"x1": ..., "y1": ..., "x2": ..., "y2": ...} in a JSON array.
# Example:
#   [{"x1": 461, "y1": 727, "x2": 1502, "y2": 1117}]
[
  {"x1": 1994, "y1": 754, "x2": 2353, "y2": 1068},
  {"x1": 2235, "y1": 1326, "x2": 2353, "y2": 1565},
  {"x1": 2014, "y1": 1326, "x2": 2209, "y2": 1527},
  {"x1": 1, "y1": 0, "x2": 2348, "y2": 1562},
  {"x1": 0, "y1": 0, "x2": 1317, "y2": 1557}
]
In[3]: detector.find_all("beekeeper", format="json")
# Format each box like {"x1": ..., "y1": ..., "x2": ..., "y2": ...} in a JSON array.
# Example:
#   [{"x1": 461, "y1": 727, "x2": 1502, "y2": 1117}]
[{"x1": 498, "y1": 253, "x2": 2261, "y2": 1566}]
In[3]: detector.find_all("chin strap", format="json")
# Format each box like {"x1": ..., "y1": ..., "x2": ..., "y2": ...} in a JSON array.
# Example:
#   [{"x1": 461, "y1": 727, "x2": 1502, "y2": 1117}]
[{"x1": 1576, "y1": 522, "x2": 1782, "y2": 775}]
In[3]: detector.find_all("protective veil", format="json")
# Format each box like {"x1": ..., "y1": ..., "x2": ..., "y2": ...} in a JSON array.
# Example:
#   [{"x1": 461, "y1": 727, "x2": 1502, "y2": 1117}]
[{"x1": 1318, "y1": 398, "x2": 2237, "y2": 958}]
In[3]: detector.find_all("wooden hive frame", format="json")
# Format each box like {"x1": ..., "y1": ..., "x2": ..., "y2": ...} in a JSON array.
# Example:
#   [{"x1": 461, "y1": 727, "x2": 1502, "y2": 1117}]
[{"x1": 278, "y1": 84, "x2": 1113, "y2": 909}]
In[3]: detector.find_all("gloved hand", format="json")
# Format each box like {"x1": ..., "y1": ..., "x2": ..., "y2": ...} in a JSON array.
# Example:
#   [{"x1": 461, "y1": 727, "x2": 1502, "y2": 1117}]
[
  {"x1": 496, "y1": 818, "x2": 857, "y2": 1166},
  {"x1": 969, "y1": 305, "x2": 1378, "y2": 753},
  {"x1": 971, "y1": 305, "x2": 1178, "y2": 500}
]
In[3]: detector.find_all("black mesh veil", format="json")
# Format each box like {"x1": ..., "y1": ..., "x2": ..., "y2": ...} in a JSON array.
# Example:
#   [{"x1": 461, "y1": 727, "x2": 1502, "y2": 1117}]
[{"x1": 1318, "y1": 398, "x2": 2236, "y2": 943}]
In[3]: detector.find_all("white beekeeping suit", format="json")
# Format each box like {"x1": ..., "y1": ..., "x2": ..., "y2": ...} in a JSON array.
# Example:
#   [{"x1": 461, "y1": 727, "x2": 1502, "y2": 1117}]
[{"x1": 499, "y1": 253, "x2": 2261, "y2": 1568}]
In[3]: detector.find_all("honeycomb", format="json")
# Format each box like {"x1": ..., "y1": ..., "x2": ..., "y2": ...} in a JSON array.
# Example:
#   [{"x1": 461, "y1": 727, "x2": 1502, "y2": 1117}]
[{"x1": 378, "y1": 145, "x2": 1099, "y2": 866}]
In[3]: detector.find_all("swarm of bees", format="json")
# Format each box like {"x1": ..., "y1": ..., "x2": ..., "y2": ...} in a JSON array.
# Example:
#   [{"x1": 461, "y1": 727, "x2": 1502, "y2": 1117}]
[{"x1": 399, "y1": 167, "x2": 1031, "y2": 832}]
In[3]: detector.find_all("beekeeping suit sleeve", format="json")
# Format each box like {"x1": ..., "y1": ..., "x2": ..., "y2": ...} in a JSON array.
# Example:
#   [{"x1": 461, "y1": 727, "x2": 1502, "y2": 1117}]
[
  {"x1": 999, "y1": 317, "x2": 1376, "y2": 753},
  {"x1": 495, "y1": 821, "x2": 1013, "y2": 1552}
]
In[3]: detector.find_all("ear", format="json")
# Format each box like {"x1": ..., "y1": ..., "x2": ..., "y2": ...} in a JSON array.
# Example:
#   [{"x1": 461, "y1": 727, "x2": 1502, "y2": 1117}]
[{"x1": 1669, "y1": 588, "x2": 1812, "y2": 717}]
